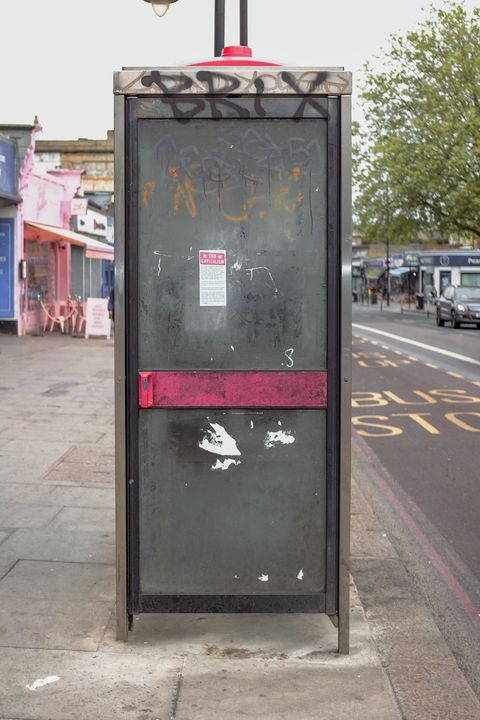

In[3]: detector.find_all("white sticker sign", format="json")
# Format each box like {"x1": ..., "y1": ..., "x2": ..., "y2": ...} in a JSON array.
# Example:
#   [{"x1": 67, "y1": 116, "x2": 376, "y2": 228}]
[
  {"x1": 199, "y1": 251, "x2": 227, "y2": 307},
  {"x1": 85, "y1": 298, "x2": 111, "y2": 339}
]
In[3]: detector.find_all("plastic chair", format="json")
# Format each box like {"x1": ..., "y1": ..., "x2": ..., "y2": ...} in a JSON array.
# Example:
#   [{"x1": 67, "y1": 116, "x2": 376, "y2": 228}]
[{"x1": 40, "y1": 301, "x2": 66, "y2": 333}]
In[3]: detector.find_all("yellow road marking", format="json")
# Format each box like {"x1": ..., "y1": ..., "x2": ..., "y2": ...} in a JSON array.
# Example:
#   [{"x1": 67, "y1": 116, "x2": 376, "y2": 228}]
[
  {"x1": 448, "y1": 371, "x2": 464, "y2": 379},
  {"x1": 472, "y1": 381, "x2": 480, "y2": 388},
  {"x1": 426, "y1": 363, "x2": 438, "y2": 369},
  {"x1": 408, "y1": 356, "x2": 417, "y2": 362},
  {"x1": 381, "y1": 345, "x2": 389, "y2": 350},
  {"x1": 394, "y1": 350, "x2": 403, "y2": 356}
]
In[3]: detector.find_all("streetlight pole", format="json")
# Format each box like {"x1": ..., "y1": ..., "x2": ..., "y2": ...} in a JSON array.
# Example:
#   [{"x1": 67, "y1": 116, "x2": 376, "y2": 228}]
[
  {"x1": 240, "y1": 0, "x2": 248, "y2": 47},
  {"x1": 214, "y1": 0, "x2": 226, "y2": 57}
]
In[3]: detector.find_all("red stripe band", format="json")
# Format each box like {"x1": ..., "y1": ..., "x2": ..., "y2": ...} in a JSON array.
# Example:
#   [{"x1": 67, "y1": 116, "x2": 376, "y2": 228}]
[{"x1": 138, "y1": 371, "x2": 327, "y2": 409}]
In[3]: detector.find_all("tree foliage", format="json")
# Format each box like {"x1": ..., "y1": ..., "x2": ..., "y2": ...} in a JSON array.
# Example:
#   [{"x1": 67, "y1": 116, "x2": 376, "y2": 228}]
[{"x1": 354, "y1": 2, "x2": 480, "y2": 244}]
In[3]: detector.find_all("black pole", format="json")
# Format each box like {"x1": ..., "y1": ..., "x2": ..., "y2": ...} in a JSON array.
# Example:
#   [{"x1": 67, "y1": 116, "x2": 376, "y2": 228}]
[
  {"x1": 240, "y1": 0, "x2": 248, "y2": 46},
  {"x1": 215, "y1": 0, "x2": 225, "y2": 57},
  {"x1": 386, "y1": 237, "x2": 390, "y2": 307}
]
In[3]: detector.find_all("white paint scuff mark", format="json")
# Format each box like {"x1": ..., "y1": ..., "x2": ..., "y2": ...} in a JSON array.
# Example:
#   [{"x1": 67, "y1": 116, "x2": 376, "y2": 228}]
[
  {"x1": 212, "y1": 459, "x2": 241, "y2": 471},
  {"x1": 250, "y1": 420, "x2": 254, "y2": 429},
  {"x1": 153, "y1": 250, "x2": 194, "y2": 276},
  {"x1": 232, "y1": 258, "x2": 243, "y2": 272},
  {"x1": 245, "y1": 266, "x2": 278, "y2": 293},
  {"x1": 265, "y1": 430, "x2": 295, "y2": 449},
  {"x1": 199, "y1": 422, "x2": 241, "y2": 457},
  {"x1": 230, "y1": 345, "x2": 235, "y2": 351},
  {"x1": 258, "y1": 574, "x2": 269, "y2": 582},
  {"x1": 278, "y1": 420, "x2": 282, "y2": 427},
  {"x1": 284, "y1": 348, "x2": 294, "y2": 368},
  {"x1": 26, "y1": 676, "x2": 60, "y2": 692},
  {"x1": 297, "y1": 569, "x2": 304, "y2": 581}
]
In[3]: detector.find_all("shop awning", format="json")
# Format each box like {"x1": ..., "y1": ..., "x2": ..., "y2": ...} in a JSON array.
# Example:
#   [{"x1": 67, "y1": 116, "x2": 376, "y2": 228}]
[
  {"x1": 25, "y1": 221, "x2": 114, "y2": 261},
  {"x1": 389, "y1": 267, "x2": 411, "y2": 277}
]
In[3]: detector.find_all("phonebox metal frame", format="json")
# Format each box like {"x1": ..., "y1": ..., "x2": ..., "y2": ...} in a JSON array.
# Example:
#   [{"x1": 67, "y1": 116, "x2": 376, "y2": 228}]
[{"x1": 114, "y1": 66, "x2": 352, "y2": 652}]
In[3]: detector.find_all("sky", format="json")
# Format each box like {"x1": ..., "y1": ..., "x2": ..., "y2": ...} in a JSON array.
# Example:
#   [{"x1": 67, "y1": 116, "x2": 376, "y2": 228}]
[{"x1": 0, "y1": 0, "x2": 476, "y2": 139}]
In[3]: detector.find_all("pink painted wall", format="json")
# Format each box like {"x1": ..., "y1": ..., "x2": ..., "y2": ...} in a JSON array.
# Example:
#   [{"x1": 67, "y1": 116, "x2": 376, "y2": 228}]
[{"x1": 22, "y1": 171, "x2": 81, "y2": 227}]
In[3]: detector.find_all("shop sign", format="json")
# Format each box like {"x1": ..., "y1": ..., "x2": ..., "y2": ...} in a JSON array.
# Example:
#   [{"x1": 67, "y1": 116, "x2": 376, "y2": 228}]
[
  {"x1": 73, "y1": 209, "x2": 109, "y2": 238},
  {"x1": 0, "y1": 138, "x2": 17, "y2": 200},
  {"x1": 0, "y1": 219, "x2": 14, "y2": 317},
  {"x1": 363, "y1": 259, "x2": 385, "y2": 269},
  {"x1": 434, "y1": 254, "x2": 480, "y2": 267},
  {"x1": 404, "y1": 253, "x2": 419, "y2": 266},
  {"x1": 419, "y1": 255, "x2": 435, "y2": 266}
]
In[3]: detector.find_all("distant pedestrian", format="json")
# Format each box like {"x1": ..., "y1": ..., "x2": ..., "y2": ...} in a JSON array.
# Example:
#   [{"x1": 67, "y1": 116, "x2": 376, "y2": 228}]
[{"x1": 108, "y1": 286, "x2": 114, "y2": 322}]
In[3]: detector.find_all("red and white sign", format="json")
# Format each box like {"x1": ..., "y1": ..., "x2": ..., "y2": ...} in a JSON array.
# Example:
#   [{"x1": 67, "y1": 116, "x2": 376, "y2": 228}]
[
  {"x1": 85, "y1": 298, "x2": 111, "y2": 339},
  {"x1": 70, "y1": 198, "x2": 88, "y2": 216},
  {"x1": 199, "y1": 250, "x2": 227, "y2": 307}
]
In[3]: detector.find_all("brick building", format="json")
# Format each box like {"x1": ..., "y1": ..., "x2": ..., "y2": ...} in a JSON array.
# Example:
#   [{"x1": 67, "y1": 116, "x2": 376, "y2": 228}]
[{"x1": 35, "y1": 131, "x2": 114, "y2": 194}]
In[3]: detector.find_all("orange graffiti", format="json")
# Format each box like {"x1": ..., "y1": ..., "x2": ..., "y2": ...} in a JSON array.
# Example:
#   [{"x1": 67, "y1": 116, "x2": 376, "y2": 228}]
[
  {"x1": 258, "y1": 210, "x2": 266, "y2": 220},
  {"x1": 142, "y1": 181, "x2": 156, "y2": 207},
  {"x1": 292, "y1": 166, "x2": 301, "y2": 181},
  {"x1": 223, "y1": 195, "x2": 265, "y2": 224},
  {"x1": 173, "y1": 175, "x2": 197, "y2": 219},
  {"x1": 169, "y1": 167, "x2": 178, "y2": 179}
]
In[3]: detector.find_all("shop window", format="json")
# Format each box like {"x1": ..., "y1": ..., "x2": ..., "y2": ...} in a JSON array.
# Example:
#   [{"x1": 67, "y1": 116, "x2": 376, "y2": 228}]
[
  {"x1": 26, "y1": 240, "x2": 56, "y2": 308},
  {"x1": 461, "y1": 272, "x2": 480, "y2": 287}
]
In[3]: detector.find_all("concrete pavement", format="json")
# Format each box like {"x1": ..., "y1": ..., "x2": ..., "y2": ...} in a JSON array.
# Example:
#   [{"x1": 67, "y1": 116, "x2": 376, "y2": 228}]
[{"x1": 0, "y1": 334, "x2": 478, "y2": 719}]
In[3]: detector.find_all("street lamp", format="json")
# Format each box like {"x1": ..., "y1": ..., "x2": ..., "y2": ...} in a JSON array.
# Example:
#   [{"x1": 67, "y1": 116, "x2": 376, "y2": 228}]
[
  {"x1": 144, "y1": 0, "x2": 179, "y2": 17},
  {"x1": 143, "y1": 0, "x2": 248, "y2": 57}
]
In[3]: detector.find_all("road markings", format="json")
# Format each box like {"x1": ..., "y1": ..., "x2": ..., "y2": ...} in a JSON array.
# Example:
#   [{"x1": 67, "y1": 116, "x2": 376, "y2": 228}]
[
  {"x1": 353, "y1": 324, "x2": 480, "y2": 367},
  {"x1": 448, "y1": 371, "x2": 464, "y2": 379},
  {"x1": 426, "y1": 363, "x2": 438, "y2": 369},
  {"x1": 408, "y1": 356, "x2": 418, "y2": 362},
  {"x1": 394, "y1": 350, "x2": 403, "y2": 356},
  {"x1": 472, "y1": 381, "x2": 480, "y2": 388}
]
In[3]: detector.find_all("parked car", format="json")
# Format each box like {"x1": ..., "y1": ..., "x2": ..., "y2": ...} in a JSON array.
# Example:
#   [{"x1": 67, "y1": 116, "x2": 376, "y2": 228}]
[{"x1": 436, "y1": 285, "x2": 480, "y2": 328}]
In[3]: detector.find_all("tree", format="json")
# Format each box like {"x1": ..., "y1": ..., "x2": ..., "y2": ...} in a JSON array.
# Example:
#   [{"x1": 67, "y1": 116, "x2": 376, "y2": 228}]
[{"x1": 354, "y1": 2, "x2": 480, "y2": 245}]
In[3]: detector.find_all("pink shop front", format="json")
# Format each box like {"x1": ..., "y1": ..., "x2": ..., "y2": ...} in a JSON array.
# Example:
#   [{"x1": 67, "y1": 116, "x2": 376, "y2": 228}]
[
  {"x1": 21, "y1": 170, "x2": 83, "y2": 333},
  {"x1": 0, "y1": 123, "x2": 114, "y2": 335}
]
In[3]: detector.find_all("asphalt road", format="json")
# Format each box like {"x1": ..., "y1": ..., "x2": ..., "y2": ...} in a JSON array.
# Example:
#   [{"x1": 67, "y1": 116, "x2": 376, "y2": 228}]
[{"x1": 352, "y1": 303, "x2": 480, "y2": 698}]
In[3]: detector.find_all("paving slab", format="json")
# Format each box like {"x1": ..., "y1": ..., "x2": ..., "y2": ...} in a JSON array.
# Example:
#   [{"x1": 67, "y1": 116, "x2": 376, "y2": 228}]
[
  {"x1": 365, "y1": 599, "x2": 458, "y2": 666},
  {"x1": 0, "y1": 647, "x2": 180, "y2": 720},
  {"x1": 7, "y1": 425, "x2": 104, "y2": 444},
  {"x1": 175, "y1": 658, "x2": 401, "y2": 720},
  {"x1": 42, "y1": 463, "x2": 114, "y2": 487},
  {"x1": 48, "y1": 506, "x2": 115, "y2": 532},
  {"x1": 48, "y1": 486, "x2": 114, "y2": 508},
  {"x1": 386, "y1": 662, "x2": 480, "y2": 720},
  {"x1": 0, "y1": 503, "x2": 61, "y2": 530},
  {"x1": 0, "y1": 559, "x2": 16, "y2": 582},
  {"x1": 351, "y1": 557, "x2": 421, "y2": 608},
  {"x1": 0, "y1": 560, "x2": 115, "y2": 603},
  {"x1": 0, "y1": 444, "x2": 73, "y2": 484},
  {"x1": 0, "y1": 528, "x2": 115, "y2": 565},
  {"x1": 0, "y1": 597, "x2": 113, "y2": 651},
  {"x1": 0, "y1": 483, "x2": 56, "y2": 506},
  {"x1": 63, "y1": 445, "x2": 114, "y2": 466},
  {"x1": 351, "y1": 523, "x2": 398, "y2": 560}
]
